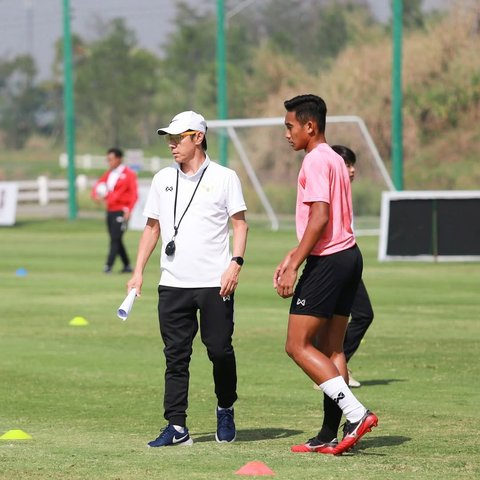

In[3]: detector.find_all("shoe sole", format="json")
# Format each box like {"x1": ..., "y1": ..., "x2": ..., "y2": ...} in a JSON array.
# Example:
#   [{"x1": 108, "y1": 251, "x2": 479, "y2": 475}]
[
  {"x1": 215, "y1": 433, "x2": 236, "y2": 443},
  {"x1": 334, "y1": 413, "x2": 378, "y2": 455},
  {"x1": 147, "y1": 438, "x2": 194, "y2": 448},
  {"x1": 291, "y1": 444, "x2": 337, "y2": 454}
]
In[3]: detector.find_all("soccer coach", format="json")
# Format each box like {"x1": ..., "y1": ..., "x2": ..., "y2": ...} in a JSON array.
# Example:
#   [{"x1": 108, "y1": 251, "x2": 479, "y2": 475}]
[{"x1": 127, "y1": 111, "x2": 248, "y2": 448}]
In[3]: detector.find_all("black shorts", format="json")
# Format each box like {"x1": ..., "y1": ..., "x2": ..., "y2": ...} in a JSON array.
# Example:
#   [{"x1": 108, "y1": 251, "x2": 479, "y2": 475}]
[{"x1": 289, "y1": 244, "x2": 363, "y2": 318}]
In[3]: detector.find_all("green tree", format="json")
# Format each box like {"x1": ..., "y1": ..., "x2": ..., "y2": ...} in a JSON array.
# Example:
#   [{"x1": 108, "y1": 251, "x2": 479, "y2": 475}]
[
  {"x1": 74, "y1": 18, "x2": 160, "y2": 146},
  {"x1": 157, "y1": 2, "x2": 255, "y2": 120},
  {"x1": 259, "y1": 0, "x2": 373, "y2": 71},
  {"x1": 157, "y1": 2, "x2": 217, "y2": 117},
  {"x1": 403, "y1": 0, "x2": 425, "y2": 30},
  {"x1": 155, "y1": 0, "x2": 379, "y2": 122},
  {"x1": 46, "y1": 34, "x2": 91, "y2": 145},
  {"x1": 0, "y1": 54, "x2": 44, "y2": 149}
]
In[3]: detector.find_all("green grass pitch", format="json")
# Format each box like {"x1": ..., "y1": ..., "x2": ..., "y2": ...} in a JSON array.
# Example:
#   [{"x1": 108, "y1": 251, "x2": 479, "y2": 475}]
[{"x1": 1, "y1": 219, "x2": 479, "y2": 479}]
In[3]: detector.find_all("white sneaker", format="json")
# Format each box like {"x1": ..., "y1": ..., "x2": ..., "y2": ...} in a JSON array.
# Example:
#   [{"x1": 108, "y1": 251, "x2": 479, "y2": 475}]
[{"x1": 348, "y1": 369, "x2": 361, "y2": 388}]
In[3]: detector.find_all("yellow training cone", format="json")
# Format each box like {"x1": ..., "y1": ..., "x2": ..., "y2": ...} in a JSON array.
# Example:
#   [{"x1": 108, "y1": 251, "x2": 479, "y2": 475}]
[
  {"x1": 69, "y1": 316, "x2": 89, "y2": 326},
  {"x1": 1, "y1": 429, "x2": 33, "y2": 440}
]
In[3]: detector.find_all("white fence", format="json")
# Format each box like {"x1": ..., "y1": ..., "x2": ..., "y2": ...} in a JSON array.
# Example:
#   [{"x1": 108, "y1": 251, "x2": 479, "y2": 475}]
[
  {"x1": 16, "y1": 175, "x2": 150, "y2": 206},
  {"x1": 17, "y1": 176, "x2": 72, "y2": 205},
  {"x1": 18, "y1": 148, "x2": 171, "y2": 206}
]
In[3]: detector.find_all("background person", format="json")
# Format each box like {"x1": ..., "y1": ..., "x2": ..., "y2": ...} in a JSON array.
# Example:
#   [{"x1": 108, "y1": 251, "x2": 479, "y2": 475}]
[
  {"x1": 91, "y1": 147, "x2": 138, "y2": 274},
  {"x1": 331, "y1": 144, "x2": 375, "y2": 389},
  {"x1": 127, "y1": 110, "x2": 248, "y2": 448},
  {"x1": 273, "y1": 94, "x2": 377, "y2": 455}
]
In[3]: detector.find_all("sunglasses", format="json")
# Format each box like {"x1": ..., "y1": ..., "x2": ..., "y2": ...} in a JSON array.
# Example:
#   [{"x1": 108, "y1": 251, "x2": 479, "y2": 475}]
[{"x1": 165, "y1": 131, "x2": 197, "y2": 145}]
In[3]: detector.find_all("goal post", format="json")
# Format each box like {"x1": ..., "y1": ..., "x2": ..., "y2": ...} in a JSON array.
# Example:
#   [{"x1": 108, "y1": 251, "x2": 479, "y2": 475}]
[{"x1": 207, "y1": 115, "x2": 395, "y2": 231}]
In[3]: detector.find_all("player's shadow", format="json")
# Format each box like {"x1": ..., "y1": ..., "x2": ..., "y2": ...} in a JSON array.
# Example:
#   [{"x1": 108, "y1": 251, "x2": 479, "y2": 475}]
[
  {"x1": 341, "y1": 435, "x2": 411, "y2": 456},
  {"x1": 359, "y1": 378, "x2": 407, "y2": 387},
  {"x1": 193, "y1": 428, "x2": 302, "y2": 443}
]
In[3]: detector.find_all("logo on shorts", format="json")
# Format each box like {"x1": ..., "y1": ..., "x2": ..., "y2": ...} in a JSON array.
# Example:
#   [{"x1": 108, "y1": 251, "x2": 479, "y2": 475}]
[
  {"x1": 222, "y1": 295, "x2": 231, "y2": 302},
  {"x1": 296, "y1": 298, "x2": 306, "y2": 306},
  {"x1": 165, "y1": 186, "x2": 173, "y2": 192}
]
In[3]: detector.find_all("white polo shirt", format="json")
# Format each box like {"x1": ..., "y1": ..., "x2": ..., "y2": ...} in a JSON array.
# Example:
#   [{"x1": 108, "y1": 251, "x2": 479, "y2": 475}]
[{"x1": 143, "y1": 155, "x2": 247, "y2": 288}]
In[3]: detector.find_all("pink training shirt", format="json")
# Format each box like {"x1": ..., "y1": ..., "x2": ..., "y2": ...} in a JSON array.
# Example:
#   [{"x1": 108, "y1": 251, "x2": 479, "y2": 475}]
[{"x1": 296, "y1": 143, "x2": 356, "y2": 256}]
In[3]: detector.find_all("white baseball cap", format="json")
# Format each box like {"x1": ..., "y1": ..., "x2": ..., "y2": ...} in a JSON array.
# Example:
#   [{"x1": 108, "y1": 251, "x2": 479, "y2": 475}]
[{"x1": 157, "y1": 111, "x2": 207, "y2": 135}]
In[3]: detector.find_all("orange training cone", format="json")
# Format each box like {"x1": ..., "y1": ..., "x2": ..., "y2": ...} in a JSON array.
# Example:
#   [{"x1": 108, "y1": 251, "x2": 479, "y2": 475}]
[{"x1": 235, "y1": 461, "x2": 275, "y2": 476}]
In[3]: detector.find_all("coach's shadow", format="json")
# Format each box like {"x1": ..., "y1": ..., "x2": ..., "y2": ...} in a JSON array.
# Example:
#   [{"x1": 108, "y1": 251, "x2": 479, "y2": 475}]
[{"x1": 194, "y1": 428, "x2": 302, "y2": 443}]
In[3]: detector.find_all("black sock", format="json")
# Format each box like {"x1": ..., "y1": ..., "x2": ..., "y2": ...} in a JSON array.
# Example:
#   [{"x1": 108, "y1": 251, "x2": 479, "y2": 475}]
[{"x1": 317, "y1": 393, "x2": 343, "y2": 442}]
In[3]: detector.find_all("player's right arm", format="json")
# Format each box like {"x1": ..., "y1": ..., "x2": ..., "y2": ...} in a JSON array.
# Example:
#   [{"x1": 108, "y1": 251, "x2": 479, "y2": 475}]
[
  {"x1": 127, "y1": 217, "x2": 160, "y2": 296},
  {"x1": 273, "y1": 247, "x2": 297, "y2": 289},
  {"x1": 275, "y1": 201, "x2": 329, "y2": 298}
]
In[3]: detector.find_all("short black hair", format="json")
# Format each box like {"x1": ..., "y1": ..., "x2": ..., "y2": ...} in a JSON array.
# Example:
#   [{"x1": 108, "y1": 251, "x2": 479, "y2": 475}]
[
  {"x1": 107, "y1": 147, "x2": 123, "y2": 158},
  {"x1": 331, "y1": 145, "x2": 356, "y2": 165},
  {"x1": 284, "y1": 94, "x2": 327, "y2": 133}
]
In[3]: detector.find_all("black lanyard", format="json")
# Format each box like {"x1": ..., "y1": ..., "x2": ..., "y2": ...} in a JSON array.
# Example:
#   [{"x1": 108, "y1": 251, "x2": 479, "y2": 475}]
[{"x1": 172, "y1": 165, "x2": 208, "y2": 240}]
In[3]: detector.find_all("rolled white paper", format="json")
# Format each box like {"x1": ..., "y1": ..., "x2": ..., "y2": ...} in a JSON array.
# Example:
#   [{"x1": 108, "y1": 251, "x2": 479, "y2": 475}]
[{"x1": 117, "y1": 288, "x2": 137, "y2": 321}]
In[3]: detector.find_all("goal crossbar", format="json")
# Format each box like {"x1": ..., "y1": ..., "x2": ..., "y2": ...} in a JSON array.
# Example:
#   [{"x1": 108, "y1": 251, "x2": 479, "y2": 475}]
[{"x1": 207, "y1": 115, "x2": 395, "y2": 230}]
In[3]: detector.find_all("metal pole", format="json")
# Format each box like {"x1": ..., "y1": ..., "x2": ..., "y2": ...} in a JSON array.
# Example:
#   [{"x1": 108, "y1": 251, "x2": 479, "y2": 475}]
[
  {"x1": 62, "y1": 0, "x2": 77, "y2": 219},
  {"x1": 392, "y1": 0, "x2": 404, "y2": 191},
  {"x1": 227, "y1": 126, "x2": 279, "y2": 231},
  {"x1": 216, "y1": 0, "x2": 228, "y2": 166}
]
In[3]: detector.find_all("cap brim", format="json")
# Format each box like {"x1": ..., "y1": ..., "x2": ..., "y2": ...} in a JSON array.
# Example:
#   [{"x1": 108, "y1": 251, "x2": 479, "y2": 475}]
[{"x1": 158, "y1": 120, "x2": 195, "y2": 135}]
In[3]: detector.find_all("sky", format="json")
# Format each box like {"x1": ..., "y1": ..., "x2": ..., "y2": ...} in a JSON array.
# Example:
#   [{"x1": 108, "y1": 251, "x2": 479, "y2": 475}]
[{"x1": 0, "y1": 0, "x2": 452, "y2": 79}]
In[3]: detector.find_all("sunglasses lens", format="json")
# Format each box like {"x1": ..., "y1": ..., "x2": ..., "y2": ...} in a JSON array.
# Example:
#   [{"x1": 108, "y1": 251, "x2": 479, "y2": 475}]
[
  {"x1": 164, "y1": 131, "x2": 196, "y2": 145},
  {"x1": 165, "y1": 134, "x2": 180, "y2": 144}
]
